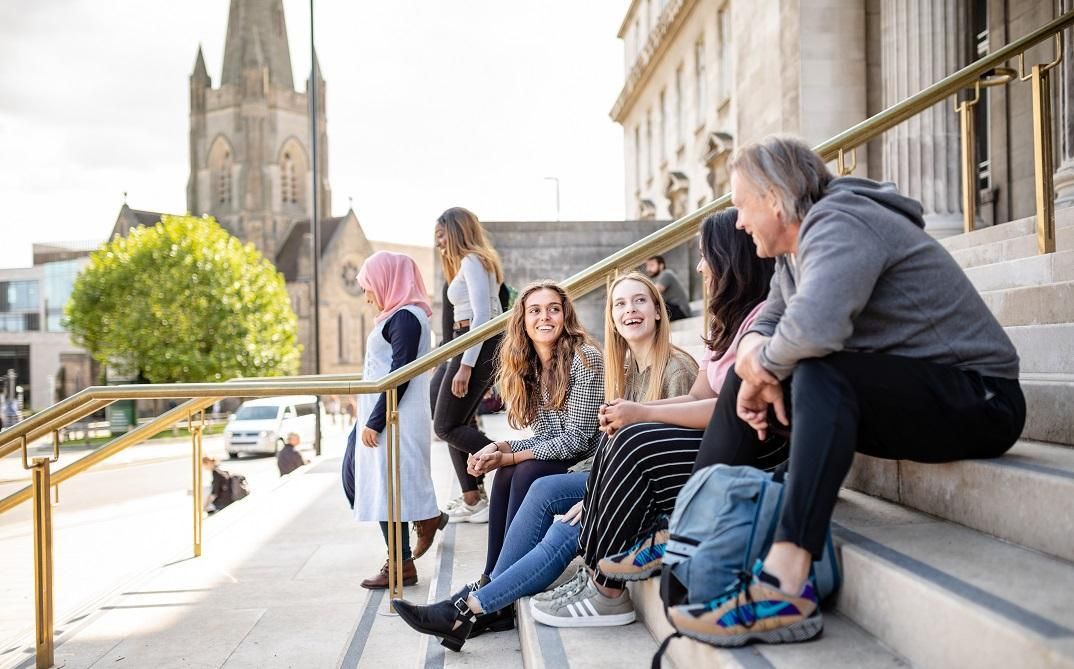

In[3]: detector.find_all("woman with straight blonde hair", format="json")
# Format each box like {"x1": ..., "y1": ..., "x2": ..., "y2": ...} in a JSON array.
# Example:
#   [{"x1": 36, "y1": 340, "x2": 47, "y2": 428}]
[{"x1": 432, "y1": 207, "x2": 505, "y2": 523}]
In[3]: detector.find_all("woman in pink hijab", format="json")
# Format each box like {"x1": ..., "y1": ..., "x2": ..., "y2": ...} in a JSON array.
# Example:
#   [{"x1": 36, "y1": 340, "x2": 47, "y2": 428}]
[{"x1": 343, "y1": 251, "x2": 447, "y2": 589}]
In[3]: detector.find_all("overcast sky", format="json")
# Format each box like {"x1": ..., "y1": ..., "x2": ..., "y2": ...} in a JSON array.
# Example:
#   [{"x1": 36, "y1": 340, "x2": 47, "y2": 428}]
[{"x1": 0, "y1": 1, "x2": 628, "y2": 269}]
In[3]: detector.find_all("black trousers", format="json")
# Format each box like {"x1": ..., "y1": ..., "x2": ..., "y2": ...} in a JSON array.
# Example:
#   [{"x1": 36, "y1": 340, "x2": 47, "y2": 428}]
[
  {"x1": 431, "y1": 330, "x2": 502, "y2": 494},
  {"x1": 699, "y1": 352, "x2": 1026, "y2": 558}
]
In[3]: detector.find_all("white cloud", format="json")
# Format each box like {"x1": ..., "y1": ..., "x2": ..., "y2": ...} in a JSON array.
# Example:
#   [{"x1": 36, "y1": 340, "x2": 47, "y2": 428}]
[{"x1": 0, "y1": 1, "x2": 628, "y2": 267}]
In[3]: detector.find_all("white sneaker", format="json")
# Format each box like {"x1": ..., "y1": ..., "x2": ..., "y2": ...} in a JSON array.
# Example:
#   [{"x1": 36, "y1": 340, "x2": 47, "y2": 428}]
[{"x1": 446, "y1": 497, "x2": 489, "y2": 524}]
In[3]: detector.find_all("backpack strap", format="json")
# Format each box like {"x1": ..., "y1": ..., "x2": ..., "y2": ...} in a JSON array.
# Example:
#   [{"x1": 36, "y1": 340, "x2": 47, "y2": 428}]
[{"x1": 651, "y1": 632, "x2": 681, "y2": 669}]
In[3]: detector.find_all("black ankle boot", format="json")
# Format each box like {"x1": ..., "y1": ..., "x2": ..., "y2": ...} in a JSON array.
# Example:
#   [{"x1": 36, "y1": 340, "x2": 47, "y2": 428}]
[
  {"x1": 468, "y1": 604, "x2": 515, "y2": 638},
  {"x1": 393, "y1": 593, "x2": 477, "y2": 652}
]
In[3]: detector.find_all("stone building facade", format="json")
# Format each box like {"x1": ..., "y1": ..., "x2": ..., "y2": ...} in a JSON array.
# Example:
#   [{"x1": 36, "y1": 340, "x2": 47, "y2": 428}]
[{"x1": 615, "y1": 0, "x2": 1074, "y2": 237}]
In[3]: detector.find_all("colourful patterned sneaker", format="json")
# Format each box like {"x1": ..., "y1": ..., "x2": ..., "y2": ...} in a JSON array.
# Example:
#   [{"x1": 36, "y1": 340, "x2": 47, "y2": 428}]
[
  {"x1": 597, "y1": 527, "x2": 669, "y2": 581},
  {"x1": 667, "y1": 561, "x2": 822, "y2": 647},
  {"x1": 530, "y1": 572, "x2": 635, "y2": 628}
]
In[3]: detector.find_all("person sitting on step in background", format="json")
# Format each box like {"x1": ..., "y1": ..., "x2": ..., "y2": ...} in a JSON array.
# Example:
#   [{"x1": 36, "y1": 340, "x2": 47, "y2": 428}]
[
  {"x1": 670, "y1": 135, "x2": 1024, "y2": 647},
  {"x1": 392, "y1": 272, "x2": 697, "y2": 648},
  {"x1": 341, "y1": 251, "x2": 448, "y2": 590},
  {"x1": 277, "y1": 432, "x2": 307, "y2": 476},
  {"x1": 644, "y1": 254, "x2": 692, "y2": 321}
]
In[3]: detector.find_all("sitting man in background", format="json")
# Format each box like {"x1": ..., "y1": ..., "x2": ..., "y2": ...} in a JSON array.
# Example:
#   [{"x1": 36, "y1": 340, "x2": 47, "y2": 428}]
[
  {"x1": 644, "y1": 255, "x2": 692, "y2": 321},
  {"x1": 677, "y1": 135, "x2": 1025, "y2": 647},
  {"x1": 277, "y1": 432, "x2": 307, "y2": 476}
]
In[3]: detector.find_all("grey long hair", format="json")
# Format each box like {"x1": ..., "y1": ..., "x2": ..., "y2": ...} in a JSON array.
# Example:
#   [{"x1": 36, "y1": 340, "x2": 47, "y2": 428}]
[{"x1": 729, "y1": 136, "x2": 833, "y2": 224}]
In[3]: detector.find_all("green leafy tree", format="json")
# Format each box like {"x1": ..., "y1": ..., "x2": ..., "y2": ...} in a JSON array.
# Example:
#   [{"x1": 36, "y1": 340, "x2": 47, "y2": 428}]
[{"x1": 66, "y1": 215, "x2": 301, "y2": 382}]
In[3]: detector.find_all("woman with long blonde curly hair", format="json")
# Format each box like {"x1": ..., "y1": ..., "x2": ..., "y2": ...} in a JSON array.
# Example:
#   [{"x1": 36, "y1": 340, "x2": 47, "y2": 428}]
[
  {"x1": 431, "y1": 207, "x2": 505, "y2": 524},
  {"x1": 467, "y1": 282, "x2": 603, "y2": 590}
]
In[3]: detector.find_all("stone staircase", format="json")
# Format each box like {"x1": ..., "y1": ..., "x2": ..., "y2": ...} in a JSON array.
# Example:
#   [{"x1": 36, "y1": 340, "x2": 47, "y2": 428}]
[
  {"x1": 619, "y1": 210, "x2": 1074, "y2": 668},
  {"x1": 15, "y1": 213, "x2": 1074, "y2": 669}
]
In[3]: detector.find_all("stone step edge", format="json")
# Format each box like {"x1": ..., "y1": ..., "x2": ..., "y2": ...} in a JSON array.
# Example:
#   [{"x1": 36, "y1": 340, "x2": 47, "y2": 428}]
[
  {"x1": 832, "y1": 515, "x2": 1074, "y2": 669},
  {"x1": 845, "y1": 440, "x2": 1074, "y2": 563},
  {"x1": 940, "y1": 208, "x2": 1074, "y2": 252}
]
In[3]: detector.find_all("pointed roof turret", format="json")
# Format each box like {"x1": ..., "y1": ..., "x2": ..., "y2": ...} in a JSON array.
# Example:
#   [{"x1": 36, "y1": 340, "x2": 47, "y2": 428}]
[
  {"x1": 191, "y1": 44, "x2": 211, "y2": 86},
  {"x1": 305, "y1": 48, "x2": 325, "y2": 91},
  {"x1": 220, "y1": 0, "x2": 295, "y2": 90}
]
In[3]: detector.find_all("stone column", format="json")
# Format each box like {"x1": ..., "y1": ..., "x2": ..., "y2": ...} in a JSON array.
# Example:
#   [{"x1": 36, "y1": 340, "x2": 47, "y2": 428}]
[
  {"x1": 881, "y1": 0, "x2": 968, "y2": 237},
  {"x1": 1054, "y1": 0, "x2": 1074, "y2": 207}
]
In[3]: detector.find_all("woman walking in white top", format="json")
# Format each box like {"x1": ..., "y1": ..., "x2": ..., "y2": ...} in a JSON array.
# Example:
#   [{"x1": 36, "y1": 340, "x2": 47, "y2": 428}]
[{"x1": 431, "y1": 207, "x2": 505, "y2": 523}]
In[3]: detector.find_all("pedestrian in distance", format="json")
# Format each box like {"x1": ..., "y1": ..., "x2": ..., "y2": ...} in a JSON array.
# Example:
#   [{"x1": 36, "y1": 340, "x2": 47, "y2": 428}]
[{"x1": 277, "y1": 432, "x2": 307, "y2": 476}]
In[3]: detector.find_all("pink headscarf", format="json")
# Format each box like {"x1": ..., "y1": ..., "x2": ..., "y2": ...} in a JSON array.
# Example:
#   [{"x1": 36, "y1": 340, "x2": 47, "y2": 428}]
[{"x1": 357, "y1": 251, "x2": 433, "y2": 324}]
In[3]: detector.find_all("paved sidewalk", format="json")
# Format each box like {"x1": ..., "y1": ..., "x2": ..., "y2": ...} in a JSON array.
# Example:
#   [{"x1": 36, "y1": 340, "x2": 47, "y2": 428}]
[{"x1": 1, "y1": 412, "x2": 526, "y2": 669}]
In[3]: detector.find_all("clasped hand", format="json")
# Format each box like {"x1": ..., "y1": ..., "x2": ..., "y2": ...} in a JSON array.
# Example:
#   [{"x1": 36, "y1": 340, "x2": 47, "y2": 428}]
[
  {"x1": 598, "y1": 399, "x2": 645, "y2": 437},
  {"x1": 734, "y1": 348, "x2": 788, "y2": 440},
  {"x1": 467, "y1": 442, "x2": 509, "y2": 476}
]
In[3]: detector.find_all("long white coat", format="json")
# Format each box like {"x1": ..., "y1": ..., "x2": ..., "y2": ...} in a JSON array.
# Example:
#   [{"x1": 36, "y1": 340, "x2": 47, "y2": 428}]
[{"x1": 353, "y1": 305, "x2": 439, "y2": 522}]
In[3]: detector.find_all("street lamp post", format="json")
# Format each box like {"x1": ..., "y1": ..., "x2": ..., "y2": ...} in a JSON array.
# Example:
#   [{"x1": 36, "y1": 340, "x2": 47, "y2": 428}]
[
  {"x1": 543, "y1": 176, "x2": 560, "y2": 221},
  {"x1": 309, "y1": 0, "x2": 322, "y2": 456}
]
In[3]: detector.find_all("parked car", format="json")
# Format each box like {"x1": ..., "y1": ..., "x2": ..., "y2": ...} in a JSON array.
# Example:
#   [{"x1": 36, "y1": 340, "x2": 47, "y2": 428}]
[{"x1": 224, "y1": 395, "x2": 319, "y2": 458}]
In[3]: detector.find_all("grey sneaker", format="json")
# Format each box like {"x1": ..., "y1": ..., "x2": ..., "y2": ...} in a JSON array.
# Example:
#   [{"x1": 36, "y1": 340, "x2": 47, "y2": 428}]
[
  {"x1": 530, "y1": 572, "x2": 635, "y2": 628},
  {"x1": 446, "y1": 497, "x2": 489, "y2": 524},
  {"x1": 533, "y1": 564, "x2": 587, "y2": 603}
]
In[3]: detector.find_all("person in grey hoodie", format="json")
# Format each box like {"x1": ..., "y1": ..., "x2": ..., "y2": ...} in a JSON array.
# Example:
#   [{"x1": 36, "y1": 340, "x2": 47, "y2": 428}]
[{"x1": 673, "y1": 136, "x2": 1025, "y2": 647}]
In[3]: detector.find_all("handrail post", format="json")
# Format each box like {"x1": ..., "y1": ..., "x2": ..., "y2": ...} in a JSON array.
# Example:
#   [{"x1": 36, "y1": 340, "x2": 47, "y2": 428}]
[
  {"x1": 30, "y1": 457, "x2": 55, "y2": 669},
  {"x1": 1030, "y1": 62, "x2": 1058, "y2": 254},
  {"x1": 1021, "y1": 34, "x2": 1063, "y2": 254},
  {"x1": 392, "y1": 389, "x2": 403, "y2": 604},
  {"x1": 190, "y1": 411, "x2": 205, "y2": 557},
  {"x1": 383, "y1": 387, "x2": 401, "y2": 611},
  {"x1": 955, "y1": 87, "x2": 980, "y2": 234}
]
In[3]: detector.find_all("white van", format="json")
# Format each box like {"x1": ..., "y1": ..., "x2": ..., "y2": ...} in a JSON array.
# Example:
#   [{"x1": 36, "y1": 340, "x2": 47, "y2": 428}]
[{"x1": 224, "y1": 395, "x2": 319, "y2": 458}]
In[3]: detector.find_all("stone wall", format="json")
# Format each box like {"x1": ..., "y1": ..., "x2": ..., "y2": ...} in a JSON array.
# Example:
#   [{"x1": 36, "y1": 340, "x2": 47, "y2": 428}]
[{"x1": 432, "y1": 220, "x2": 694, "y2": 344}]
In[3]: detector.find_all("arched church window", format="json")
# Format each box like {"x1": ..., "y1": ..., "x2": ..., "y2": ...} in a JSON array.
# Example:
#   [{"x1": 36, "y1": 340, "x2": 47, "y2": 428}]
[
  {"x1": 209, "y1": 138, "x2": 234, "y2": 207},
  {"x1": 277, "y1": 140, "x2": 307, "y2": 208}
]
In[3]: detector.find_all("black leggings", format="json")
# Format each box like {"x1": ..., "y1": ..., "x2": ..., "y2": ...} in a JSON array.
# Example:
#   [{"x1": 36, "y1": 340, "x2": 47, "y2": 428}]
[
  {"x1": 700, "y1": 353, "x2": 1025, "y2": 558},
  {"x1": 483, "y1": 458, "x2": 573, "y2": 577},
  {"x1": 431, "y1": 330, "x2": 502, "y2": 494}
]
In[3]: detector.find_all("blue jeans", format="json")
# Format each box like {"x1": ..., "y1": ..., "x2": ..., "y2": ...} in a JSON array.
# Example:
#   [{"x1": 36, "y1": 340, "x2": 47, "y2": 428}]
[{"x1": 473, "y1": 471, "x2": 587, "y2": 613}]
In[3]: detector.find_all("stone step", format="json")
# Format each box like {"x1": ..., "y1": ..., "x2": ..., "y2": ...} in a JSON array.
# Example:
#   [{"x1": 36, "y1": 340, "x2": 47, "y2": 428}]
[
  {"x1": 940, "y1": 207, "x2": 1074, "y2": 253},
  {"x1": 1007, "y1": 324, "x2": 1074, "y2": 375},
  {"x1": 844, "y1": 440, "x2": 1074, "y2": 563},
  {"x1": 981, "y1": 281, "x2": 1074, "y2": 326},
  {"x1": 965, "y1": 250, "x2": 1074, "y2": 292},
  {"x1": 518, "y1": 593, "x2": 662, "y2": 669},
  {"x1": 1021, "y1": 373, "x2": 1074, "y2": 446},
  {"x1": 832, "y1": 490, "x2": 1074, "y2": 669},
  {"x1": 630, "y1": 577, "x2": 910, "y2": 668},
  {"x1": 949, "y1": 220, "x2": 1074, "y2": 269}
]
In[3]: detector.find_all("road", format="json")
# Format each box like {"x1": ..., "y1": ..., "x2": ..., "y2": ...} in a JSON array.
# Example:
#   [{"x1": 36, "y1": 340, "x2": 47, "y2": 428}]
[{"x1": 0, "y1": 422, "x2": 352, "y2": 658}]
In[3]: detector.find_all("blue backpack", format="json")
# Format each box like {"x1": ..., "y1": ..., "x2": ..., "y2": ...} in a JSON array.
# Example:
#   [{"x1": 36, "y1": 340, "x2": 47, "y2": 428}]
[{"x1": 660, "y1": 464, "x2": 841, "y2": 609}]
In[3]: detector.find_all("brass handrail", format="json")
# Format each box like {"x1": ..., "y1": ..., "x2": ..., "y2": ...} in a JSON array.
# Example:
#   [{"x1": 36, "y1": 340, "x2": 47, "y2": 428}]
[{"x1": 4, "y1": 12, "x2": 1073, "y2": 664}]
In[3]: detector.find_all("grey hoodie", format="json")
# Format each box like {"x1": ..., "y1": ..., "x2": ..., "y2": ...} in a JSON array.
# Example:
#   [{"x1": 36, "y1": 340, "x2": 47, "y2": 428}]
[{"x1": 750, "y1": 177, "x2": 1020, "y2": 380}]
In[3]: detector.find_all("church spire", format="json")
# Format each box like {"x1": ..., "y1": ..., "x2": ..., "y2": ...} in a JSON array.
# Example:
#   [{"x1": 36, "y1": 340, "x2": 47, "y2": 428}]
[
  {"x1": 220, "y1": 0, "x2": 294, "y2": 90},
  {"x1": 191, "y1": 44, "x2": 210, "y2": 87}
]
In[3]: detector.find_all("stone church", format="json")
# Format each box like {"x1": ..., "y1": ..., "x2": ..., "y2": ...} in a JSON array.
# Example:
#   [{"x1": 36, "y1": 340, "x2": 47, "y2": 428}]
[{"x1": 111, "y1": 0, "x2": 416, "y2": 376}]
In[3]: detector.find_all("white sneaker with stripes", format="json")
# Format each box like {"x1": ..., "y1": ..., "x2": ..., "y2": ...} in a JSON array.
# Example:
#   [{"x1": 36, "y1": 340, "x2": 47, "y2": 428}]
[{"x1": 529, "y1": 571, "x2": 635, "y2": 628}]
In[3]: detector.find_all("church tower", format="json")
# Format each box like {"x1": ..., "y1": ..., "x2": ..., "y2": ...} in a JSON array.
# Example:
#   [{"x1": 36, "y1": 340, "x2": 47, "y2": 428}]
[{"x1": 186, "y1": 0, "x2": 331, "y2": 261}]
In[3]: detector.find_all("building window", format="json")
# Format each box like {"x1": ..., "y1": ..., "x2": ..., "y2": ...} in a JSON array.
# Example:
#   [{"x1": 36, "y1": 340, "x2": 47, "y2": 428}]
[
  {"x1": 337, "y1": 312, "x2": 346, "y2": 362},
  {"x1": 1, "y1": 280, "x2": 39, "y2": 312},
  {"x1": 695, "y1": 37, "x2": 707, "y2": 127},
  {"x1": 717, "y1": 6, "x2": 731, "y2": 103},
  {"x1": 278, "y1": 140, "x2": 308, "y2": 209},
  {"x1": 634, "y1": 124, "x2": 642, "y2": 192},
  {"x1": 645, "y1": 109, "x2": 653, "y2": 181},
  {"x1": 209, "y1": 138, "x2": 233, "y2": 207},
  {"x1": 973, "y1": 0, "x2": 991, "y2": 191},
  {"x1": 675, "y1": 65, "x2": 684, "y2": 147},
  {"x1": 281, "y1": 152, "x2": 297, "y2": 204},
  {"x1": 658, "y1": 89, "x2": 667, "y2": 165}
]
